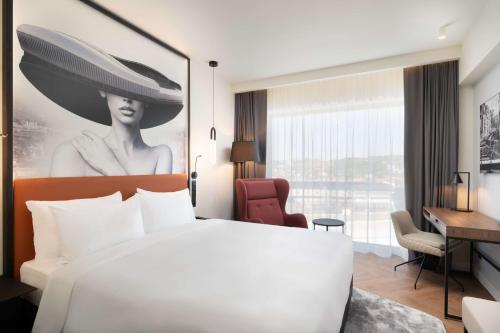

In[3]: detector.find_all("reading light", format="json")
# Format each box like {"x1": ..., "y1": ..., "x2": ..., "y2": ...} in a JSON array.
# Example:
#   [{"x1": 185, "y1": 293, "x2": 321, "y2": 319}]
[
  {"x1": 451, "y1": 171, "x2": 472, "y2": 212},
  {"x1": 190, "y1": 155, "x2": 202, "y2": 207},
  {"x1": 438, "y1": 25, "x2": 447, "y2": 40}
]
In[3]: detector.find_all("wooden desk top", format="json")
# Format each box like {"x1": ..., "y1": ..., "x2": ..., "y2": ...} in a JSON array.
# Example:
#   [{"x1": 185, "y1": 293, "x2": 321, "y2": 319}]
[{"x1": 423, "y1": 207, "x2": 500, "y2": 243}]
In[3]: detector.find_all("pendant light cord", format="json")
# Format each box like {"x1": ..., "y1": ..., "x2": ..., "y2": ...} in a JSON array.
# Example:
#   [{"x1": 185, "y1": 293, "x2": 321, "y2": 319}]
[{"x1": 212, "y1": 66, "x2": 215, "y2": 128}]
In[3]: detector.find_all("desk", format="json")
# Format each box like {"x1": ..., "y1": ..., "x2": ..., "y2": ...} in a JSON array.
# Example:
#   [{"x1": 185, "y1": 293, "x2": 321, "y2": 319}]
[{"x1": 423, "y1": 207, "x2": 500, "y2": 320}]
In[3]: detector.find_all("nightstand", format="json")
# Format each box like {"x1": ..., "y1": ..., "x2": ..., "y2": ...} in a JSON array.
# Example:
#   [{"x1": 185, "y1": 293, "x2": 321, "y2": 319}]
[{"x1": 0, "y1": 276, "x2": 37, "y2": 333}]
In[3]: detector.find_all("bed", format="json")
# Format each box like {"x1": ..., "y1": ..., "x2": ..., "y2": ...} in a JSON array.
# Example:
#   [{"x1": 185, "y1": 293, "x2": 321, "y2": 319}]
[
  {"x1": 13, "y1": 174, "x2": 353, "y2": 333},
  {"x1": 20, "y1": 258, "x2": 63, "y2": 305}
]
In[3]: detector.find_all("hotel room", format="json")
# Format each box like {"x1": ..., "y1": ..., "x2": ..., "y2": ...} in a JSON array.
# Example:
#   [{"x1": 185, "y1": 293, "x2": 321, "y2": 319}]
[{"x1": 0, "y1": 0, "x2": 499, "y2": 332}]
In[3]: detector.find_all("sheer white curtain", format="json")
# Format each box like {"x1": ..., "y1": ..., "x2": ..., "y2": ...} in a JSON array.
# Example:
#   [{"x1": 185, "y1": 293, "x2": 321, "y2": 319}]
[{"x1": 267, "y1": 68, "x2": 406, "y2": 258}]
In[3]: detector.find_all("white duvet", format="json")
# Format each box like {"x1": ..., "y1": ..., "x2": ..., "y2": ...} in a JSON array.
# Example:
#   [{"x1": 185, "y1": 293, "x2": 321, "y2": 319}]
[{"x1": 33, "y1": 219, "x2": 353, "y2": 333}]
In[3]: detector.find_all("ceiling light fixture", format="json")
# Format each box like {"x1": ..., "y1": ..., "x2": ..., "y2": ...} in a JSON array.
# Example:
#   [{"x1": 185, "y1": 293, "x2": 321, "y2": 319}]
[{"x1": 438, "y1": 25, "x2": 447, "y2": 40}]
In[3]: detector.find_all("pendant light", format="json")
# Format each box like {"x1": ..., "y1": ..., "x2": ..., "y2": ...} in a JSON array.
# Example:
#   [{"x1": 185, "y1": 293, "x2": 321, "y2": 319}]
[{"x1": 209, "y1": 60, "x2": 218, "y2": 165}]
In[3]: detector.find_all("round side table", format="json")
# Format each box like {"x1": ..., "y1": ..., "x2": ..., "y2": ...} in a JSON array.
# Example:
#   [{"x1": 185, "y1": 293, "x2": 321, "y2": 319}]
[{"x1": 312, "y1": 218, "x2": 345, "y2": 233}]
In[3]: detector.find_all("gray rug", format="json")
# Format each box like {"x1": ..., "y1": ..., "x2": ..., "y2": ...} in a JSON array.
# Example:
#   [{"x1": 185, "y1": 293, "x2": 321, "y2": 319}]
[{"x1": 344, "y1": 288, "x2": 446, "y2": 333}]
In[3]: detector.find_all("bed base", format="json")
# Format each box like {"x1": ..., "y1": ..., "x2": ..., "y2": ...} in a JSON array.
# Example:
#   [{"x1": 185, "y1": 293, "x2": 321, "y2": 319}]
[
  {"x1": 339, "y1": 277, "x2": 353, "y2": 333},
  {"x1": 25, "y1": 276, "x2": 355, "y2": 332}
]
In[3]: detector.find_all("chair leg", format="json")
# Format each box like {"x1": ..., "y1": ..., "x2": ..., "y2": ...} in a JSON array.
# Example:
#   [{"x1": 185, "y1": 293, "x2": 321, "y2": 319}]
[
  {"x1": 394, "y1": 255, "x2": 425, "y2": 271},
  {"x1": 414, "y1": 254, "x2": 426, "y2": 290}
]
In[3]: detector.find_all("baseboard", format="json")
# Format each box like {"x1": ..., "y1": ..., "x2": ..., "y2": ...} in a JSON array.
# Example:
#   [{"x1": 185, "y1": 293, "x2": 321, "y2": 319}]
[{"x1": 474, "y1": 266, "x2": 500, "y2": 301}]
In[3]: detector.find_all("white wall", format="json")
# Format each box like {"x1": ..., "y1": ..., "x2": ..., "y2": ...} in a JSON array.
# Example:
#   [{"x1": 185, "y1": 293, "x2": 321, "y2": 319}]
[
  {"x1": 452, "y1": 86, "x2": 476, "y2": 272},
  {"x1": 458, "y1": 0, "x2": 500, "y2": 301},
  {"x1": 470, "y1": 61, "x2": 500, "y2": 300},
  {"x1": 460, "y1": 0, "x2": 500, "y2": 85},
  {"x1": 190, "y1": 60, "x2": 234, "y2": 219},
  {"x1": 458, "y1": 86, "x2": 475, "y2": 197}
]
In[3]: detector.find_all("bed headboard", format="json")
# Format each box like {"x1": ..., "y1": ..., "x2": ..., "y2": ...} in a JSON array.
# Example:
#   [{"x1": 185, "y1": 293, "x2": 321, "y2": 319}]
[{"x1": 13, "y1": 174, "x2": 188, "y2": 280}]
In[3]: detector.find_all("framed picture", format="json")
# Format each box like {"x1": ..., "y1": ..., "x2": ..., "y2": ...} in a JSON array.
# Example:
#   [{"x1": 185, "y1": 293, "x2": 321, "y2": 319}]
[
  {"x1": 11, "y1": 0, "x2": 190, "y2": 179},
  {"x1": 2, "y1": 0, "x2": 189, "y2": 275},
  {"x1": 480, "y1": 91, "x2": 500, "y2": 172}
]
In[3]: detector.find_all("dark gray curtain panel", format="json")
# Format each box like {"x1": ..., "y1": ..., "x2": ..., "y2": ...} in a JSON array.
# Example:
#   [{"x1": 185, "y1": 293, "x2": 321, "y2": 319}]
[
  {"x1": 234, "y1": 90, "x2": 267, "y2": 179},
  {"x1": 404, "y1": 61, "x2": 458, "y2": 238}
]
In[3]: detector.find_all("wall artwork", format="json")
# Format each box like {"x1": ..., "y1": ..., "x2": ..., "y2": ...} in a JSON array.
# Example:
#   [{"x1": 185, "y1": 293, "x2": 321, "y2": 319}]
[
  {"x1": 12, "y1": 0, "x2": 189, "y2": 179},
  {"x1": 480, "y1": 91, "x2": 500, "y2": 172}
]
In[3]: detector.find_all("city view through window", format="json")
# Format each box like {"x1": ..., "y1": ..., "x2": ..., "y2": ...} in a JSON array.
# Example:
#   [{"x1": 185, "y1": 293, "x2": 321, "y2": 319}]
[{"x1": 267, "y1": 69, "x2": 405, "y2": 257}]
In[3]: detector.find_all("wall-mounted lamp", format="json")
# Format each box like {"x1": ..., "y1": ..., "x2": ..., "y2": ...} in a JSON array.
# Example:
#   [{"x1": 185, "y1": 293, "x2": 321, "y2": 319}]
[
  {"x1": 209, "y1": 60, "x2": 218, "y2": 165},
  {"x1": 191, "y1": 155, "x2": 202, "y2": 207},
  {"x1": 451, "y1": 171, "x2": 472, "y2": 212}
]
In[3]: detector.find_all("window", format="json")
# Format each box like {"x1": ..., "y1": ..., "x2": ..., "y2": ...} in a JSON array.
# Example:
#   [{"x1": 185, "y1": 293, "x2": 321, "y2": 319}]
[{"x1": 267, "y1": 69, "x2": 405, "y2": 258}]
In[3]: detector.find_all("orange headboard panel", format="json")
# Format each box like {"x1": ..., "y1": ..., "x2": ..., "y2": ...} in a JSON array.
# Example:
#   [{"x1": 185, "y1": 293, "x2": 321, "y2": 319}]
[{"x1": 13, "y1": 174, "x2": 188, "y2": 280}]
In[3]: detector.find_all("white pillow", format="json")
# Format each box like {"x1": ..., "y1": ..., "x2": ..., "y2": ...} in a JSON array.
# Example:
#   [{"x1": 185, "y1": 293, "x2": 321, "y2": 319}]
[
  {"x1": 26, "y1": 192, "x2": 122, "y2": 260},
  {"x1": 51, "y1": 195, "x2": 145, "y2": 261},
  {"x1": 136, "y1": 188, "x2": 196, "y2": 233}
]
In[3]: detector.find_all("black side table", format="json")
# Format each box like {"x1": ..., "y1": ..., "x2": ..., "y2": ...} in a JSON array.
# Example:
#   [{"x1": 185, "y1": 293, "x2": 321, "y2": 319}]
[
  {"x1": 312, "y1": 218, "x2": 345, "y2": 233},
  {"x1": 0, "y1": 276, "x2": 37, "y2": 333}
]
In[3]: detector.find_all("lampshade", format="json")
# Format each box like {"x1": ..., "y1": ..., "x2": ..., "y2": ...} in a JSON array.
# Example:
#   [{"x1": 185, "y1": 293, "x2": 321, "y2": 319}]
[
  {"x1": 451, "y1": 172, "x2": 464, "y2": 184},
  {"x1": 209, "y1": 127, "x2": 216, "y2": 165},
  {"x1": 230, "y1": 141, "x2": 260, "y2": 162}
]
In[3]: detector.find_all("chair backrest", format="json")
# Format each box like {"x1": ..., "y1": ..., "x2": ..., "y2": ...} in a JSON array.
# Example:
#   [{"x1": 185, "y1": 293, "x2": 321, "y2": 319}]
[
  {"x1": 390, "y1": 211, "x2": 419, "y2": 242},
  {"x1": 235, "y1": 178, "x2": 289, "y2": 226}
]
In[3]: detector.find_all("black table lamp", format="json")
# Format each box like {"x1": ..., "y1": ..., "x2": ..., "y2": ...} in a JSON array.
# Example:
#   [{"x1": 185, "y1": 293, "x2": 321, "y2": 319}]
[
  {"x1": 230, "y1": 141, "x2": 260, "y2": 178},
  {"x1": 451, "y1": 171, "x2": 472, "y2": 212}
]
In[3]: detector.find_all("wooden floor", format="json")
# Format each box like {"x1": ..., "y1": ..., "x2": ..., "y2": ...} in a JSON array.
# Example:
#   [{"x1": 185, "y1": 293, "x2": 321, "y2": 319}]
[{"x1": 353, "y1": 253, "x2": 493, "y2": 333}]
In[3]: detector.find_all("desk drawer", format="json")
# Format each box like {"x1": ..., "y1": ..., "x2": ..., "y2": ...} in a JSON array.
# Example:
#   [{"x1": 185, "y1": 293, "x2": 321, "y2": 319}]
[{"x1": 425, "y1": 213, "x2": 446, "y2": 236}]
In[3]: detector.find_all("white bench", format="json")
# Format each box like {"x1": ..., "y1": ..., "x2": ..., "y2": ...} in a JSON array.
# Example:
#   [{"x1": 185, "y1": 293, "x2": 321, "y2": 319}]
[{"x1": 462, "y1": 297, "x2": 500, "y2": 333}]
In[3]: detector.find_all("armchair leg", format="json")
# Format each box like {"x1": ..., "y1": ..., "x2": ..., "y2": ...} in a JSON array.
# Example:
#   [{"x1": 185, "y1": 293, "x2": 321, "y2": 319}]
[
  {"x1": 394, "y1": 255, "x2": 425, "y2": 271},
  {"x1": 414, "y1": 254, "x2": 426, "y2": 289}
]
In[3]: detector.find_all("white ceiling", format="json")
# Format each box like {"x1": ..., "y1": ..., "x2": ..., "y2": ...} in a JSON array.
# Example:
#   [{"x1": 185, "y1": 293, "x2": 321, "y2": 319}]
[{"x1": 95, "y1": 0, "x2": 486, "y2": 84}]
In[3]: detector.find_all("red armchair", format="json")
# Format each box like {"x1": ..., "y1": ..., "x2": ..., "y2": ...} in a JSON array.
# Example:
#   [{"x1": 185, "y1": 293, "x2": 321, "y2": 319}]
[{"x1": 235, "y1": 178, "x2": 308, "y2": 228}]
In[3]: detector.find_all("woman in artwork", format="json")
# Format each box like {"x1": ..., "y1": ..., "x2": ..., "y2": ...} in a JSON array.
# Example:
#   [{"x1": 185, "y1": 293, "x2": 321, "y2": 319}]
[
  {"x1": 50, "y1": 90, "x2": 174, "y2": 177},
  {"x1": 16, "y1": 24, "x2": 184, "y2": 176}
]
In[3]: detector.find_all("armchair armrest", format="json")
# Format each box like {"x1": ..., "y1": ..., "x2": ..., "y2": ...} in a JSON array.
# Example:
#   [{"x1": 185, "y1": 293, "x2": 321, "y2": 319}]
[
  {"x1": 241, "y1": 217, "x2": 265, "y2": 224},
  {"x1": 284, "y1": 213, "x2": 308, "y2": 228}
]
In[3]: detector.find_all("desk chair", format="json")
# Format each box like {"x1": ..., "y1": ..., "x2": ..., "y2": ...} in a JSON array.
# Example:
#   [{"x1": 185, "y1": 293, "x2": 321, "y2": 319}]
[{"x1": 390, "y1": 210, "x2": 464, "y2": 290}]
